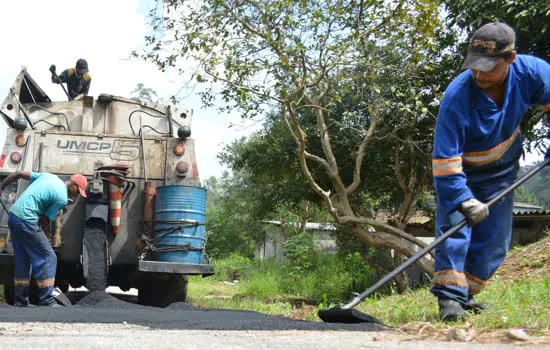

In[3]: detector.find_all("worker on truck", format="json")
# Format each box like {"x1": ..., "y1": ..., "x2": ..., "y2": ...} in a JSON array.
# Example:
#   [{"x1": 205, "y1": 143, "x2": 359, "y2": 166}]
[
  {"x1": 50, "y1": 58, "x2": 91, "y2": 100},
  {"x1": 431, "y1": 22, "x2": 550, "y2": 321},
  {"x1": 0, "y1": 172, "x2": 88, "y2": 306}
]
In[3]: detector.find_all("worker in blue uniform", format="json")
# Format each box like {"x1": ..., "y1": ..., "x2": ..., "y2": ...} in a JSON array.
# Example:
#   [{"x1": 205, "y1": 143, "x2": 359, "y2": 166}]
[
  {"x1": 0, "y1": 172, "x2": 88, "y2": 306},
  {"x1": 431, "y1": 22, "x2": 550, "y2": 321}
]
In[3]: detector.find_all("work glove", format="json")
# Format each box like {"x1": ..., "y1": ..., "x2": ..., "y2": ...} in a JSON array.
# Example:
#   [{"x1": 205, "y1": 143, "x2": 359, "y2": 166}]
[
  {"x1": 49, "y1": 64, "x2": 56, "y2": 73},
  {"x1": 459, "y1": 198, "x2": 489, "y2": 226}
]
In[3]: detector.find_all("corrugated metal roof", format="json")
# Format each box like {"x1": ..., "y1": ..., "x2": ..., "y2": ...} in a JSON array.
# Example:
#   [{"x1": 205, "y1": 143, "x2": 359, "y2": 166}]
[
  {"x1": 513, "y1": 209, "x2": 550, "y2": 216},
  {"x1": 514, "y1": 202, "x2": 544, "y2": 209}
]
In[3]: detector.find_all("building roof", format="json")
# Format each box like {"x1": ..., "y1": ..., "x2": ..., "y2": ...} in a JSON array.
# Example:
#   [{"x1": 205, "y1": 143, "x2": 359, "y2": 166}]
[
  {"x1": 514, "y1": 202, "x2": 544, "y2": 209},
  {"x1": 262, "y1": 220, "x2": 337, "y2": 231}
]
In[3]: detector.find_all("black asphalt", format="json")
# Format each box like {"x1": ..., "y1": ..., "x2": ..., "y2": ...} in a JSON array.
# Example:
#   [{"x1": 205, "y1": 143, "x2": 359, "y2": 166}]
[{"x1": 0, "y1": 292, "x2": 386, "y2": 331}]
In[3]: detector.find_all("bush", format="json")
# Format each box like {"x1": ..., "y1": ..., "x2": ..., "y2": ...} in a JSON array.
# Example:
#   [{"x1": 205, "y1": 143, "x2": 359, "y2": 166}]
[
  {"x1": 242, "y1": 259, "x2": 286, "y2": 298},
  {"x1": 212, "y1": 253, "x2": 253, "y2": 281},
  {"x1": 283, "y1": 232, "x2": 316, "y2": 276},
  {"x1": 281, "y1": 252, "x2": 376, "y2": 304}
]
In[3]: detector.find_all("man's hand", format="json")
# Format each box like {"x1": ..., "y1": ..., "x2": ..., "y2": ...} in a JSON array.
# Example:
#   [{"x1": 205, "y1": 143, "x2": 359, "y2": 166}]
[
  {"x1": 75, "y1": 94, "x2": 84, "y2": 100},
  {"x1": 459, "y1": 198, "x2": 489, "y2": 226}
]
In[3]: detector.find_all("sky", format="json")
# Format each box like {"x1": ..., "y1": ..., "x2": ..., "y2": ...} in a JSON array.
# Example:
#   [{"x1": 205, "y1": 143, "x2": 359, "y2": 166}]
[
  {"x1": 0, "y1": 0, "x2": 260, "y2": 180},
  {"x1": 0, "y1": 0, "x2": 545, "y2": 182}
]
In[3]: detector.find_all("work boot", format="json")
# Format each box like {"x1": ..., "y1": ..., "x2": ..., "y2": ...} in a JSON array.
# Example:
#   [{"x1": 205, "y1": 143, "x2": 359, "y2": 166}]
[
  {"x1": 463, "y1": 298, "x2": 491, "y2": 313},
  {"x1": 438, "y1": 298, "x2": 469, "y2": 322}
]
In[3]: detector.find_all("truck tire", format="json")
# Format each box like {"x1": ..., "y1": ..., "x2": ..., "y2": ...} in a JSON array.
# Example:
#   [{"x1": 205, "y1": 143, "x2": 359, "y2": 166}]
[
  {"x1": 138, "y1": 274, "x2": 188, "y2": 307},
  {"x1": 83, "y1": 226, "x2": 108, "y2": 291}
]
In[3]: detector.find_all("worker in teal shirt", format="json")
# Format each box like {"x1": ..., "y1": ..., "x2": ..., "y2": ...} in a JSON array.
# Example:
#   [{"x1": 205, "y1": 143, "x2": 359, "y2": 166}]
[
  {"x1": 0, "y1": 172, "x2": 88, "y2": 306},
  {"x1": 431, "y1": 23, "x2": 550, "y2": 321}
]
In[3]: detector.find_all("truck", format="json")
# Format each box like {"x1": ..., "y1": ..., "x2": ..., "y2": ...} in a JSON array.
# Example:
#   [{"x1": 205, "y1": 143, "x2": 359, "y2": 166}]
[{"x1": 0, "y1": 68, "x2": 213, "y2": 306}]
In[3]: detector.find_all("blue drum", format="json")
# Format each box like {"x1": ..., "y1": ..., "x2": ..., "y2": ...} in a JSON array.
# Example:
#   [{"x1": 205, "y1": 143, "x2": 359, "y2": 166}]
[{"x1": 152, "y1": 185, "x2": 207, "y2": 264}]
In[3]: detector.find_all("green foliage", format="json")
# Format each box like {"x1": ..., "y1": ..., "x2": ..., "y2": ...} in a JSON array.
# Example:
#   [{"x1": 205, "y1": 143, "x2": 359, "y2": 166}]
[
  {"x1": 203, "y1": 174, "x2": 266, "y2": 259},
  {"x1": 211, "y1": 253, "x2": 253, "y2": 281},
  {"x1": 283, "y1": 232, "x2": 316, "y2": 275},
  {"x1": 130, "y1": 83, "x2": 158, "y2": 103},
  {"x1": 444, "y1": 0, "x2": 550, "y2": 154},
  {"x1": 204, "y1": 252, "x2": 377, "y2": 304},
  {"x1": 514, "y1": 185, "x2": 540, "y2": 207},
  {"x1": 519, "y1": 164, "x2": 550, "y2": 208}
]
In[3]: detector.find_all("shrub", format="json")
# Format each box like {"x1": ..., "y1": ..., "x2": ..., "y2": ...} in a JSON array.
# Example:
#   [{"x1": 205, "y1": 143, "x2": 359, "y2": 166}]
[{"x1": 212, "y1": 253, "x2": 253, "y2": 281}]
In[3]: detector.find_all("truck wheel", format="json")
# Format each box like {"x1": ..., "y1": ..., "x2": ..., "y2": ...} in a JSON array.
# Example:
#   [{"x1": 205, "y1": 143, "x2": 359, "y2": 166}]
[
  {"x1": 138, "y1": 274, "x2": 188, "y2": 307},
  {"x1": 83, "y1": 226, "x2": 108, "y2": 291}
]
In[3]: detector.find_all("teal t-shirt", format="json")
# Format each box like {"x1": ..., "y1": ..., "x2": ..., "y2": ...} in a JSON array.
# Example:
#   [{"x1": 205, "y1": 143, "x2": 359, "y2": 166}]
[{"x1": 10, "y1": 172, "x2": 68, "y2": 222}]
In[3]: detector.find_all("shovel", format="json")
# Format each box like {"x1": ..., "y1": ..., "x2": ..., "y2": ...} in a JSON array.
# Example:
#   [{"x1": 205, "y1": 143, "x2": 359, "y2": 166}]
[
  {"x1": 49, "y1": 64, "x2": 73, "y2": 101},
  {"x1": 318, "y1": 157, "x2": 550, "y2": 324}
]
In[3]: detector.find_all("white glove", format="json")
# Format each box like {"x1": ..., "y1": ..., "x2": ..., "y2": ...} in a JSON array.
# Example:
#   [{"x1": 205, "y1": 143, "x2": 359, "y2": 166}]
[{"x1": 459, "y1": 198, "x2": 489, "y2": 226}]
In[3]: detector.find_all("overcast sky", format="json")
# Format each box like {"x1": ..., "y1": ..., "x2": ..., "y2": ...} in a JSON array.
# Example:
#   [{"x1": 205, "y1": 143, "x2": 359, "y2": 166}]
[
  {"x1": 0, "y1": 0, "x2": 544, "y2": 181},
  {"x1": 0, "y1": 0, "x2": 260, "y2": 180}
]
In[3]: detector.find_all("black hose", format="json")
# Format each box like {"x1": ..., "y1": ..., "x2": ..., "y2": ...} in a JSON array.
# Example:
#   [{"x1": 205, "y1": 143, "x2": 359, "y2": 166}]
[
  {"x1": 138, "y1": 125, "x2": 170, "y2": 136},
  {"x1": 33, "y1": 119, "x2": 67, "y2": 130},
  {"x1": 129, "y1": 109, "x2": 168, "y2": 136},
  {"x1": 28, "y1": 104, "x2": 71, "y2": 131}
]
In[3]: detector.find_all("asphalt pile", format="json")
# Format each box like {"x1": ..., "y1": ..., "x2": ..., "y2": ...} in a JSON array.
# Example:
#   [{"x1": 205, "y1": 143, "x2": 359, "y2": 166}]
[
  {"x1": 0, "y1": 292, "x2": 385, "y2": 332},
  {"x1": 75, "y1": 291, "x2": 147, "y2": 309}
]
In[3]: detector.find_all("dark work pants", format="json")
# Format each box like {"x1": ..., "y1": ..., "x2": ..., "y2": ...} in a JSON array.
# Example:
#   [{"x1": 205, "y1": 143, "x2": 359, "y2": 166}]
[{"x1": 8, "y1": 213, "x2": 57, "y2": 306}]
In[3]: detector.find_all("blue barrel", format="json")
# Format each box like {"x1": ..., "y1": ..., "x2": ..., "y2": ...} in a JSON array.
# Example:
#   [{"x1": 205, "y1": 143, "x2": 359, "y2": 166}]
[{"x1": 152, "y1": 185, "x2": 207, "y2": 264}]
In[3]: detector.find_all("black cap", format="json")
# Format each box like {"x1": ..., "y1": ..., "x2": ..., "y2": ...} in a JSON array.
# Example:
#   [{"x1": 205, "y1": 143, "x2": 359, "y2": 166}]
[
  {"x1": 461, "y1": 23, "x2": 516, "y2": 72},
  {"x1": 75, "y1": 58, "x2": 89, "y2": 75}
]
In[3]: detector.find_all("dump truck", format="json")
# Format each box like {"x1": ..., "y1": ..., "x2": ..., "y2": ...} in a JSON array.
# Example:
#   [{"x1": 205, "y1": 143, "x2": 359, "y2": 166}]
[{"x1": 0, "y1": 68, "x2": 213, "y2": 306}]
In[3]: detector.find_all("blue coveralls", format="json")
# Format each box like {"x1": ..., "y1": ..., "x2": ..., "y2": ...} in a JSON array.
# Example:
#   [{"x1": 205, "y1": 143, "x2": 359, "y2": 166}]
[
  {"x1": 431, "y1": 55, "x2": 550, "y2": 303},
  {"x1": 8, "y1": 173, "x2": 68, "y2": 306}
]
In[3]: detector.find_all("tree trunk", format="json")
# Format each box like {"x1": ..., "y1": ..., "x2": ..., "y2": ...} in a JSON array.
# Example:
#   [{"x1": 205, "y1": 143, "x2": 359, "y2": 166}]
[{"x1": 350, "y1": 223, "x2": 434, "y2": 274}]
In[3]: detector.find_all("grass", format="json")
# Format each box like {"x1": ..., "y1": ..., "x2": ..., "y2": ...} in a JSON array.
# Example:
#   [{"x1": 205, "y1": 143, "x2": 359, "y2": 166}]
[
  {"x1": 1, "y1": 236, "x2": 548, "y2": 342},
  {"x1": 187, "y1": 236, "x2": 550, "y2": 339}
]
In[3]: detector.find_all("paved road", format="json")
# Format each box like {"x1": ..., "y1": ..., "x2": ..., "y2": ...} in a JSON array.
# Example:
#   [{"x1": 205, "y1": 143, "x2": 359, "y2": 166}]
[
  {"x1": 0, "y1": 291, "x2": 546, "y2": 349},
  {"x1": 0, "y1": 323, "x2": 545, "y2": 350}
]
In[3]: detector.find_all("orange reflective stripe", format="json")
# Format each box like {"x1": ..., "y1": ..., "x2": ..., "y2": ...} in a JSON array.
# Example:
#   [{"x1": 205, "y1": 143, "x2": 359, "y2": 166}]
[
  {"x1": 433, "y1": 167, "x2": 463, "y2": 176},
  {"x1": 434, "y1": 270, "x2": 468, "y2": 287},
  {"x1": 463, "y1": 127, "x2": 519, "y2": 166},
  {"x1": 432, "y1": 156, "x2": 462, "y2": 166},
  {"x1": 14, "y1": 278, "x2": 30, "y2": 286},
  {"x1": 36, "y1": 277, "x2": 55, "y2": 288},
  {"x1": 433, "y1": 156, "x2": 463, "y2": 177},
  {"x1": 466, "y1": 272, "x2": 487, "y2": 293}
]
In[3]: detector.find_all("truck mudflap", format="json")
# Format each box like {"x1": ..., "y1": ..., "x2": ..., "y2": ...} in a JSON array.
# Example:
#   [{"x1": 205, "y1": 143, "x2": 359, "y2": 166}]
[
  {"x1": 138, "y1": 260, "x2": 214, "y2": 277},
  {"x1": 0, "y1": 253, "x2": 14, "y2": 265}
]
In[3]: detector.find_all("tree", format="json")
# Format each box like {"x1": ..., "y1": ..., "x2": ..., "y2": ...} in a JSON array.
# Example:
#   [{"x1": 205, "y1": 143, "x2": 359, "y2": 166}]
[
  {"x1": 444, "y1": 0, "x2": 550, "y2": 155},
  {"x1": 130, "y1": 83, "x2": 159, "y2": 103},
  {"x1": 139, "y1": 0, "x2": 447, "y2": 274},
  {"x1": 203, "y1": 173, "x2": 266, "y2": 258}
]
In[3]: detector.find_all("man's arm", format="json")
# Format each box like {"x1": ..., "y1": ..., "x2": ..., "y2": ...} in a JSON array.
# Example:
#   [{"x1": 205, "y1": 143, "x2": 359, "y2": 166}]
[
  {"x1": 0, "y1": 171, "x2": 31, "y2": 190},
  {"x1": 432, "y1": 106, "x2": 474, "y2": 216},
  {"x1": 52, "y1": 210, "x2": 64, "y2": 248},
  {"x1": 51, "y1": 69, "x2": 68, "y2": 84}
]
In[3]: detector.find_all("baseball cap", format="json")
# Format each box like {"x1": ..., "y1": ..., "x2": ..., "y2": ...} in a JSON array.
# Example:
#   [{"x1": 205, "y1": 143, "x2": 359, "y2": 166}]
[
  {"x1": 75, "y1": 58, "x2": 89, "y2": 75},
  {"x1": 70, "y1": 174, "x2": 88, "y2": 198},
  {"x1": 461, "y1": 23, "x2": 516, "y2": 72}
]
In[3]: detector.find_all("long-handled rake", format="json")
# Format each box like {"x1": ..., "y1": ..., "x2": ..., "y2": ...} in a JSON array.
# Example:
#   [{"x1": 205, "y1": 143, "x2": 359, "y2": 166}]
[{"x1": 318, "y1": 157, "x2": 550, "y2": 324}]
